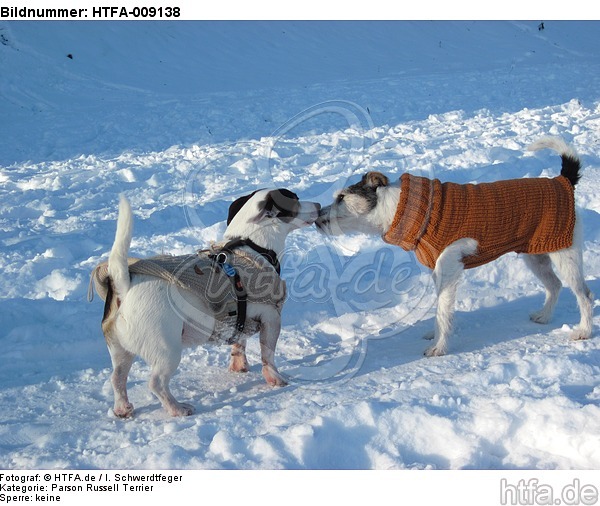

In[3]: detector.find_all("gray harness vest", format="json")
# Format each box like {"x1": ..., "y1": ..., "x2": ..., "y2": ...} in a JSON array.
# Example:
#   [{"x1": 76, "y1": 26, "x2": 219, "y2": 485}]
[{"x1": 90, "y1": 243, "x2": 286, "y2": 341}]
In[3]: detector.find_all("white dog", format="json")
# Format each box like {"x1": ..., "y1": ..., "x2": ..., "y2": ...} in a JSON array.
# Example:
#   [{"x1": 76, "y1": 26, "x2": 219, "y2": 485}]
[
  {"x1": 316, "y1": 137, "x2": 593, "y2": 356},
  {"x1": 92, "y1": 189, "x2": 320, "y2": 417}
]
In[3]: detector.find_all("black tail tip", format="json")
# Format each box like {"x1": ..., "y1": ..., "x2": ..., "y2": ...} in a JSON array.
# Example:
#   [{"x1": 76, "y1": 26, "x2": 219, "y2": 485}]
[{"x1": 561, "y1": 154, "x2": 581, "y2": 187}]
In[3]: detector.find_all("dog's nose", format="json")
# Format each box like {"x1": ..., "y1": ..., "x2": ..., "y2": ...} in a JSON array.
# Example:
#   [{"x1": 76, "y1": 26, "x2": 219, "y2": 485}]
[{"x1": 310, "y1": 203, "x2": 321, "y2": 223}]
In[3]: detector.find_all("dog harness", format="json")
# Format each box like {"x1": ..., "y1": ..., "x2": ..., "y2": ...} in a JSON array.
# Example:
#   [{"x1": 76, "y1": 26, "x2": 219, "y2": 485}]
[
  {"x1": 90, "y1": 241, "x2": 286, "y2": 341},
  {"x1": 383, "y1": 173, "x2": 576, "y2": 270},
  {"x1": 208, "y1": 238, "x2": 280, "y2": 332}
]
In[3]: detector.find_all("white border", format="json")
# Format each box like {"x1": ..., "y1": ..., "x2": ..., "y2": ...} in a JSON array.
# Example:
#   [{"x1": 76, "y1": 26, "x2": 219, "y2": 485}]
[
  {"x1": 3, "y1": 470, "x2": 599, "y2": 506},
  {"x1": 2, "y1": 0, "x2": 599, "y2": 20}
]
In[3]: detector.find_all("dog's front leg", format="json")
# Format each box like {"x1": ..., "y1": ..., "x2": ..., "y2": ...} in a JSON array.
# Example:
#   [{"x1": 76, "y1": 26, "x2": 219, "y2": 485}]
[
  {"x1": 259, "y1": 307, "x2": 288, "y2": 387},
  {"x1": 425, "y1": 239, "x2": 477, "y2": 357},
  {"x1": 229, "y1": 340, "x2": 249, "y2": 373}
]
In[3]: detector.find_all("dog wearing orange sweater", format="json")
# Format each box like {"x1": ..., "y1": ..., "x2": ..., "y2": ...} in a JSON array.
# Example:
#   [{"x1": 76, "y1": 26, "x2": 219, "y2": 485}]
[{"x1": 316, "y1": 137, "x2": 593, "y2": 356}]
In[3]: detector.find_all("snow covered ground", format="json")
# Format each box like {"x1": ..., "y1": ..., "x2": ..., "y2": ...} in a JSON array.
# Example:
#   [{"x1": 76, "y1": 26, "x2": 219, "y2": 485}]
[{"x1": 1, "y1": 20, "x2": 600, "y2": 470}]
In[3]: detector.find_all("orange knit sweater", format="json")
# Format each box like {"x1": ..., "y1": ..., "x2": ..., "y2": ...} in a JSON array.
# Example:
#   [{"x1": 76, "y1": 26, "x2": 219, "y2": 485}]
[{"x1": 383, "y1": 173, "x2": 575, "y2": 270}]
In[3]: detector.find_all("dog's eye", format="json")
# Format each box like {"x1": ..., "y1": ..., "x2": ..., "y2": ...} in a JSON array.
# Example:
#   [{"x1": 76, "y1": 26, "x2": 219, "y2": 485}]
[{"x1": 336, "y1": 194, "x2": 345, "y2": 204}]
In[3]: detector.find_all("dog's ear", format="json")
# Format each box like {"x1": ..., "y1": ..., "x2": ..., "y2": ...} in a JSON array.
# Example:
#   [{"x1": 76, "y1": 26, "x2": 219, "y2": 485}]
[
  {"x1": 227, "y1": 190, "x2": 262, "y2": 225},
  {"x1": 269, "y1": 189, "x2": 300, "y2": 223},
  {"x1": 362, "y1": 172, "x2": 389, "y2": 188},
  {"x1": 253, "y1": 189, "x2": 300, "y2": 223}
]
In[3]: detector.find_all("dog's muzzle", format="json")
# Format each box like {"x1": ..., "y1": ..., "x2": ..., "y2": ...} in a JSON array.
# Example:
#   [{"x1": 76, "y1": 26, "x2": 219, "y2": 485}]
[
  {"x1": 296, "y1": 202, "x2": 321, "y2": 226},
  {"x1": 315, "y1": 206, "x2": 331, "y2": 232}
]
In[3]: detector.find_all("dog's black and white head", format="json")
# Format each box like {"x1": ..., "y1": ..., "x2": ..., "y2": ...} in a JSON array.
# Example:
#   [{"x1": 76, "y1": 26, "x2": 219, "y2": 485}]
[
  {"x1": 225, "y1": 189, "x2": 321, "y2": 254},
  {"x1": 316, "y1": 172, "x2": 400, "y2": 236}
]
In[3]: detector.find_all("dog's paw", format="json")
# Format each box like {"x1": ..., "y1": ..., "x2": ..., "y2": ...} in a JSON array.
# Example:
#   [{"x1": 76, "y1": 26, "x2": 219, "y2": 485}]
[
  {"x1": 113, "y1": 402, "x2": 134, "y2": 418},
  {"x1": 168, "y1": 403, "x2": 195, "y2": 417},
  {"x1": 570, "y1": 329, "x2": 591, "y2": 341},
  {"x1": 422, "y1": 330, "x2": 435, "y2": 340},
  {"x1": 229, "y1": 355, "x2": 250, "y2": 373},
  {"x1": 530, "y1": 310, "x2": 551, "y2": 324},
  {"x1": 424, "y1": 345, "x2": 446, "y2": 357},
  {"x1": 262, "y1": 365, "x2": 288, "y2": 387}
]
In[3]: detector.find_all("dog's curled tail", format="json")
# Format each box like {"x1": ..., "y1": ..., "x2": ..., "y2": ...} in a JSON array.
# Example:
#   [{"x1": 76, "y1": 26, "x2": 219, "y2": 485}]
[
  {"x1": 108, "y1": 195, "x2": 134, "y2": 300},
  {"x1": 527, "y1": 136, "x2": 581, "y2": 187}
]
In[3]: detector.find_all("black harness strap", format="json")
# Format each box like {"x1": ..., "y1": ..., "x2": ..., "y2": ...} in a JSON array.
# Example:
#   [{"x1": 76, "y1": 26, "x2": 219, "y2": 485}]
[
  {"x1": 210, "y1": 239, "x2": 280, "y2": 333},
  {"x1": 219, "y1": 238, "x2": 280, "y2": 275},
  {"x1": 231, "y1": 271, "x2": 248, "y2": 333}
]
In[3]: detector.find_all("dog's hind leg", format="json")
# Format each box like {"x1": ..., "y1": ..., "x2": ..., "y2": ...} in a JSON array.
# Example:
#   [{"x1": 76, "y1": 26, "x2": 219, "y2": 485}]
[
  {"x1": 148, "y1": 371, "x2": 194, "y2": 417},
  {"x1": 523, "y1": 253, "x2": 562, "y2": 324},
  {"x1": 107, "y1": 340, "x2": 135, "y2": 418},
  {"x1": 146, "y1": 333, "x2": 194, "y2": 417},
  {"x1": 146, "y1": 329, "x2": 195, "y2": 417},
  {"x1": 123, "y1": 279, "x2": 195, "y2": 417},
  {"x1": 425, "y1": 238, "x2": 478, "y2": 357},
  {"x1": 549, "y1": 244, "x2": 594, "y2": 341}
]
